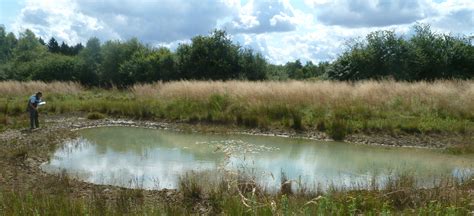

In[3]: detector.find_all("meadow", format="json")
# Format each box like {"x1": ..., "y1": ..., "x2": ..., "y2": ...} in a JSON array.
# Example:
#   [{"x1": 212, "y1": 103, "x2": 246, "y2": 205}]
[{"x1": 1, "y1": 80, "x2": 473, "y2": 140}]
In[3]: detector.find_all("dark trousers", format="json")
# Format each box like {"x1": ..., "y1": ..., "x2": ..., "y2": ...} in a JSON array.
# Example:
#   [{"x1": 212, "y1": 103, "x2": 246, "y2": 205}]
[{"x1": 29, "y1": 109, "x2": 39, "y2": 129}]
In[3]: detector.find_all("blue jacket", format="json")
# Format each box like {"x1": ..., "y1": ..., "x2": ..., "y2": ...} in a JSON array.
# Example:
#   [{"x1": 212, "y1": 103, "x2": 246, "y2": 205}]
[{"x1": 27, "y1": 95, "x2": 42, "y2": 111}]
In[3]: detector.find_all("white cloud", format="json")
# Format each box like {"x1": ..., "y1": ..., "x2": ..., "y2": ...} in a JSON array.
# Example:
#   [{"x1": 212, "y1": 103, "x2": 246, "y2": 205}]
[
  {"x1": 13, "y1": 0, "x2": 119, "y2": 44},
  {"x1": 13, "y1": 0, "x2": 234, "y2": 44},
  {"x1": 424, "y1": 0, "x2": 474, "y2": 35},
  {"x1": 224, "y1": 0, "x2": 299, "y2": 33},
  {"x1": 309, "y1": 0, "x2": 436, "y2": 27}
]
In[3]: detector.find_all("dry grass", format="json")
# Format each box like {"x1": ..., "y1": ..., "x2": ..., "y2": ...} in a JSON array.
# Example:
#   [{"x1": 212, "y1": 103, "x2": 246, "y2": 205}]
[
  {"x1": 132, "y1": 80, "x2": 474, "y2": 117},
  {"x1": 1, "y1": 80, "x2": 472, "y2": 134},
  {"x1": 0, "y1": 81, "x2": 84, "y2": 96}
]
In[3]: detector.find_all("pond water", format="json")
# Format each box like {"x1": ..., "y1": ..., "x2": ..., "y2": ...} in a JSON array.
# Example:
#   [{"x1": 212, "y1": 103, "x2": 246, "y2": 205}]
[{"x1": 42, "y1": 127, "x2": 473, "y2": 191}]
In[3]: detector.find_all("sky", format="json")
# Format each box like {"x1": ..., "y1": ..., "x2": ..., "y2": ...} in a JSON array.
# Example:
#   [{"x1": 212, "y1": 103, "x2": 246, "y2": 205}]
[{"x1": 0, "y1": 0, "x2": 473, "y2": 64}]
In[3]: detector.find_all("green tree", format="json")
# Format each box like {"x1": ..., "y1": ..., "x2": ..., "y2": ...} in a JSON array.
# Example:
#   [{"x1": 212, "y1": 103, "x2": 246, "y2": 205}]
[
  {"x1": 100, "y1": 38, "x2": 145, "y2": 87},
  {"x1": 0, "y1": 26, "x2": 17, "y2": 63},
  {"x1": 60, "y1": 41, "x2": 71, "y2": 55},
  {"x1": 119, "y1": 47, "x2": 177, "y2": 84},
  {"x1": 176, "y1": 30, "x2": 240, "y2": 80},
  {"x1": 47, "y1": 37, "x2": 60, "y2": 53},
  {"x1": 328, "y1": 24, "x2": 473, "y2": 80},
  {"x1": 71, "y1": 43, "x2": 84, "y2": 55},
  {"x1": 38, "y1": 37, "x2": 46, "y2": 46},
  {"x1": 32, "y1": 54, "x2": 77, "y2": 81},
  {"x1": 409, "y1": 24, "x2": 473, "y2": 80},
  {"x1": 266, "y1": 64, "x2": 288, "y2": 80},
  {"x1": 76, "y1": 37, "x2": 101, "y2": 86},
  {"x1": 285, "y1": 60, "x2": 304, "y2": 79},
  {"x1": 239, "y1": 49, "x2": 267, "y2": 80},
  {"x1": 7, "y1": 29, "x2": 46, "y2": 80}
]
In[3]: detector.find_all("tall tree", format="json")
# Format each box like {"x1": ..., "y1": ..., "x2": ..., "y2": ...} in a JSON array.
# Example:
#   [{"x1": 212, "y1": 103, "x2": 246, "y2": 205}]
[
  {"x1": 0, "y1": 26, "x2": 17, "y2": 63},
  {"x1": 176, "y1": 30, "x2": 240, "y2": 80},
  {"x1": 119, "y1": 47, "x2": 177, "y2": 83},
  {"x1": 285, "y1": 60, "x2": 304, "y2": 79},
  {"x1": 71, "y1": 43, "x2": 84, "y2": 55},
  {"x1": 75, "y1": 37, "x2": 101, "y2": 86},
  {"x1": 32, "y1": 54, "x2": 76, "y2": 81},
  {"x1": 239, "y1": 49, "x2": 267, "y2": 80},
  {"x1": 8, "y1": 29, "x2": 46, "y2": 80},
  {"x1": 47, "y1": 37, "x2": 60, "y2": 53},
  {"x1": 328, "y1": 24, "x2": 473, "y2": 80},
  {"x1": 38, "y1": 37, "x2": 46, "y2": 46},
  {"x1": 100, "y1": 38, "x2": 144, "y2": 87},
  {"x1": 60, "y1": 41, "x2": 71, "y2": 55}
]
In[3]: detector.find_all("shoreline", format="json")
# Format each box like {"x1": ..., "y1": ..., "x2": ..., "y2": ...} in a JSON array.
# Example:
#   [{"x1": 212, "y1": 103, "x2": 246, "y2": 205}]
[
  {"x1": 67, "y1": 117, "x2": 472, "y2": 149},
  {"x1": 0, "y1": 115, "x2": 473, "y2": 214},
  {"x1": 2, "y1": 115, "x2": 471, "y2": 153}
]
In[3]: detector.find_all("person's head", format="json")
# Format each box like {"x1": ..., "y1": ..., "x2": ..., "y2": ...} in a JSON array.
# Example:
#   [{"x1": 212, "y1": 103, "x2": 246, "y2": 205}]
[{"x1": 36, "y1": 92, "x2": 42, "y2": 98}]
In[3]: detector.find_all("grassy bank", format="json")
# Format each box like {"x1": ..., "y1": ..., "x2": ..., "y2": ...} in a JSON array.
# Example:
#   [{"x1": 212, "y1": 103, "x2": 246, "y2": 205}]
[
  {"x1": 1, "y1": 171, "x2": 473, "y2": 215},
  {"x1": 1, "y1": 80, "x2": 473, "y2": 140}
]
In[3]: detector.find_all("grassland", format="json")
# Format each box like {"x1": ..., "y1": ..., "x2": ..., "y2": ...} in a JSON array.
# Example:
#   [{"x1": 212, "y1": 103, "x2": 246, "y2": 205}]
[{"x1": 1, "y1": 80, "x2": 473, "y2": 140}]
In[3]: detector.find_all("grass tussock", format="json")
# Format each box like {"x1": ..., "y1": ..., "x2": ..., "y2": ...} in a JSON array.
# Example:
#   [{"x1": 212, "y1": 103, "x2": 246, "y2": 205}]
[{"x1": 87, "y1": 112, "x2": 106, "y2": 120}]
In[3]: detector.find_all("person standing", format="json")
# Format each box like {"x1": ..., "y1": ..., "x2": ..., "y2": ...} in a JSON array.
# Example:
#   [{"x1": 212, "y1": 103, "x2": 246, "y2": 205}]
[{"x1": 27, "y1": 92, "x2": 42, "y2": 130}]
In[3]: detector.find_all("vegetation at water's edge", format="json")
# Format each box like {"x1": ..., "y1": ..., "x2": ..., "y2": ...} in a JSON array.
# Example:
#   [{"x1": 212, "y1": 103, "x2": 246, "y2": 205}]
[
  {"x1": 1, "y1": 24, "x2": 472, "y2": 87},
  {"x1": 1, "y1": 171, "x2": 473, "y2": 215},
  {"x1": 1, "y1": 80, "x2": 473, "y2": 141}
]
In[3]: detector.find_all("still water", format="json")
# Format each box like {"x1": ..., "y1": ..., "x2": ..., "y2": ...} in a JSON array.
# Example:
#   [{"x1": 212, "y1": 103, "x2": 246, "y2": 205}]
[{"x1": 42, "y1": 126, "x2": 473, "y2": 190}]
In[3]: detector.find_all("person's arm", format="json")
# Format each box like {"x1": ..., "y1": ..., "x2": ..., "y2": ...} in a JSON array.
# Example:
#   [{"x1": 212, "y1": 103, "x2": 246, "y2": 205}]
[{"x1": 29, "y1": 98, "x2": 37, "y2": 110}]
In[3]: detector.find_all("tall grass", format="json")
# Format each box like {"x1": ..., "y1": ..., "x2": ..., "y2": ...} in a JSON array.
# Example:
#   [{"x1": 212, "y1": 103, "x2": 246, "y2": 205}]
[
  {"x1": 174, "y1": 171, "x2": 474, "y2": 215},
  {"x1": 131, "y1": 80, "x2": 474, "y2": 136},
  {"x1": 133, "y1": 80, "x2": 474, "y2": 115},
  {"x1": 1, "y1": 80, "x2": 473, "y2": 137},
  {"x1": 1, "y1": 172, "x2": 471, "y2": 215},
  {"x1": 0, "y1": 81, "x2": 84, "y2": 97}
]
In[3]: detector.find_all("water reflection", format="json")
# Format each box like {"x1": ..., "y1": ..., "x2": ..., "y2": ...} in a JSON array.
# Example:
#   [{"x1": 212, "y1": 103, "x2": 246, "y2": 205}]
[{"x1": 42, "y1": 127, "x2": 474, "y2": 190}]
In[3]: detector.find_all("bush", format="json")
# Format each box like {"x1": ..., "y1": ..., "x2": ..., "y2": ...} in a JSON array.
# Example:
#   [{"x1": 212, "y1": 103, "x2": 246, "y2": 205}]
[{"x1": 87, "y1": 112, "x2": 105, "y2": 120}]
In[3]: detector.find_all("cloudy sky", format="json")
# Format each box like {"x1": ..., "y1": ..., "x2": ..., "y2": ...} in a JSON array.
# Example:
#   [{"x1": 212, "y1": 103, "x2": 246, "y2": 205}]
[{"x1": 0, "y1": 0, "x2": 473, "y2": 64}]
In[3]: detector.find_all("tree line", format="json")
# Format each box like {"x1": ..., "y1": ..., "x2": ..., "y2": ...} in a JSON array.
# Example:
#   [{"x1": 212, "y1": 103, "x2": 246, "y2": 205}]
[
  {"x1": 0, "y1": 24, "x2": 472, "y2": 86},
  {"x1": 328, "y1": 25, "x2": 473, "y2": 81}
]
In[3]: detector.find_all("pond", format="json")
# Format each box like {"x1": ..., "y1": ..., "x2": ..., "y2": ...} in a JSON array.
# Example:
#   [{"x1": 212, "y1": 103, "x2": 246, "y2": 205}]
[{"x1": 42, "y1": 126, "x2": 474, "y2": 191}]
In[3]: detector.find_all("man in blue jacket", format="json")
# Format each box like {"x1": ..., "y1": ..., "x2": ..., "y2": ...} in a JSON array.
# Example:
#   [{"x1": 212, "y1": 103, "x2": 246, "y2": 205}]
[{"x1": 27, "y1": 92, "x2": 43, "y2": 130}]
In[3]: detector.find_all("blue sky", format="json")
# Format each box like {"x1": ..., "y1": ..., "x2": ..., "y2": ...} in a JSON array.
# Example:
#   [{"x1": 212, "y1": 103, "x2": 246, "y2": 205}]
[{"x1": 0, "y1": 0, "x2": 472, "y2": 64}]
